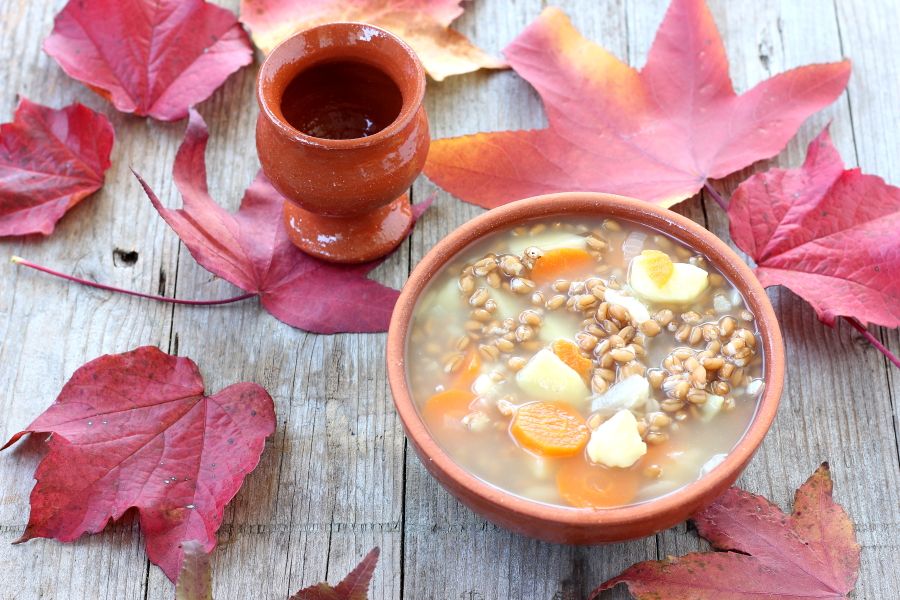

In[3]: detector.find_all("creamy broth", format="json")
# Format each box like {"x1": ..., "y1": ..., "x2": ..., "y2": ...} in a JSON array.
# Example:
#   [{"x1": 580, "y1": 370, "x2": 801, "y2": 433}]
[{"x1": 406, "y1": 218, "x2": 763, "y2": 508}]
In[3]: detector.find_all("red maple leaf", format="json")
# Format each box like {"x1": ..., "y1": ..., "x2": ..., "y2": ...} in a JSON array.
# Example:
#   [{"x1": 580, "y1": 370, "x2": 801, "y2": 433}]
[
  {"x1": 424, "y1": 0, "x2": 850, "y2": 208},
  {"x1": 44, "y1": 0, "x2": 253, "y2": 121},
  {"x1": 290, "y1": 547, "x2": 380, "y2": 600},
  {"x1": 595, "y1": 463, "x2": 860, "y2": 599},
  {"x1": 0, "y1": 98, "x2": 113, "y2": 237},
  {"x1": 728, "y1": 127, "x2": 900, "y2": 329},
  {"x1": 2, "y1": 346, "x2": 276, "y2": 582},
  {"x1": 134, "y1": 109, "x2": 431, "y2": 334}
]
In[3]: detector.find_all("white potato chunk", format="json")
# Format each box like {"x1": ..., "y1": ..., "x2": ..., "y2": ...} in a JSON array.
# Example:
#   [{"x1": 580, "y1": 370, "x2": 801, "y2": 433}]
[
  {"x1": 591, "y1": 375, "x2": 650, "y2": 413},
  {"x1": 700, "y1": 394, "x2": 725, "y2": 422},
  {"x1": 538, "y1": 312, "x2": 582, "y2": 343},
  {"x1": 638, "y1": 478, "x2": 682, "y2": 499},
  {"x1": 604, "y1": 288, "x2": 651, "y2": 323},
  {"x1": 629, "y1": 254, "x2": 709, "y2": 304},
  {"x1": 529, "y1": 456, "x2": 551, "y2": 480},
  {"x1": 699, "y1": 453, "x2": 728, "y2": 477},
  {"x1": 516, "y1": 348, "x2": 589, "y2": 405},
  {"x1": 490, "y1": 289, "x2": 528, "y2": 323},
  {"x1": 507, "y1": 231, "x2": 587, "y2": 256},
  {"x1": 746, "y1": 379, "x2": 765, "y2": 397},
  {"x1": 472, "y1": 374, "x2": 495, "y2": 397},
  {"x1": 416, "y1": 277, "x2": 466, "y2": 336},
  {"x1": 461, "y1": 411, "x2": 491, "y2": 432},
  {"x1": 586, "y1": 409, "x2": 647, "y2": 468}
]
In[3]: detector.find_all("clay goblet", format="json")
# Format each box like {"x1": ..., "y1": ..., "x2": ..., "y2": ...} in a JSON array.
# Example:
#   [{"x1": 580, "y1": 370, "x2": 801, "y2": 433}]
[{"x1": 256, "y1": 23, "x2": 429, "y2": 263}]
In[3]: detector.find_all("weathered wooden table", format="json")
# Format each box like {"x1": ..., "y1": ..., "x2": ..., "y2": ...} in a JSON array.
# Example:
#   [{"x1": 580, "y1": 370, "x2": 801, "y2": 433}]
[{"x1": 1, "y1": 0, "x2": 898, "y2": 598}]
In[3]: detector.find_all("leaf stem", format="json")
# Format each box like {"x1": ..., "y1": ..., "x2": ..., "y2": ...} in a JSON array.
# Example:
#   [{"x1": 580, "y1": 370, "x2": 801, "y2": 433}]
[
  {"x1": 844, "y1": 317, "x2": 900, "y2": 369},
  {"x1": 10, "y1": 256, "x2": 257, "y2": 306},
  {"x1": 703, "y1": 182, "x2": 728, "y2": 212}
]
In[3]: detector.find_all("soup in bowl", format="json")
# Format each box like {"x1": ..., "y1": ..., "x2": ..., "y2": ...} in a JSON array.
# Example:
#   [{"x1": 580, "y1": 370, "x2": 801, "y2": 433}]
[{"x1": 387, "y1": 193, "x2": 784, "y2": 543}]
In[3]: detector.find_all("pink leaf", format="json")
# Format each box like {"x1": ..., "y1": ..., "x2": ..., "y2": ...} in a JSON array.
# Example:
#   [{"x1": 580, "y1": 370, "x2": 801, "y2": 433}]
[
  {"x1": 728, "y1": 127, "x2": 900, "y2": 328},
  {"x1": 44, "y1": 0, "x2": 253, "y2": 121},
  {"x1": 136, "y1": 109, "x2": 431, "y2": 334},
  {"x1": 0, "y1": 98, "x2": 113, "y2": 236}
]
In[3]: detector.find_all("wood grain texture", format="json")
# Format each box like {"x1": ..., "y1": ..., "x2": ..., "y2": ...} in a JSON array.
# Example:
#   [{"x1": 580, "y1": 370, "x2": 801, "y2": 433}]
[{"x1": 0, "y1": 0, "x2": 897, "y2": 599}]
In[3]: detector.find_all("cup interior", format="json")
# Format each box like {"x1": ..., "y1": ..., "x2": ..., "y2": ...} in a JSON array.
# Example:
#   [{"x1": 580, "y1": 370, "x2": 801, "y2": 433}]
[{"x1": 257, "y1": 23, "x2": 425, "y2": 146}]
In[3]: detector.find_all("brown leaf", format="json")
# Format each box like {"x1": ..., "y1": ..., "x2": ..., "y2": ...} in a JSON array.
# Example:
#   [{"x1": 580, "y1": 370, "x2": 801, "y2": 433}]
[{"x1": 239, "y1": 0, "x2": 505, "y2": 81}]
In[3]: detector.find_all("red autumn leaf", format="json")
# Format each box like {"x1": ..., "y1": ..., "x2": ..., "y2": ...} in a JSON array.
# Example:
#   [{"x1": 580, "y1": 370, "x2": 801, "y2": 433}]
[
  {"x1": 0, "y1": 98, "x2": 113, "y2": 237},
  {"x1": 239, "y1": 0, "x2": 504, "y2": 81},
  {"x1": 135, "y1": 109, "x2": 431, "y2": 334},
  {"x1": 44, "y1": 0, "x2": 253, "y2": 121},
  {"x1": 728, "y1": 127, "x2": 900, "y2": 328},
  {"x1": 290, "y1": 547, "x2": 380, "y2": 600},
  {"x1": 2, "y1": 346, "x2": 276, "y2": 582},
  {"x1": 424, "y1": 0, "x2": 850, "y2": 209},
  {"x1": 594, "y1": 463, "x2": 860, "y2": 599}
]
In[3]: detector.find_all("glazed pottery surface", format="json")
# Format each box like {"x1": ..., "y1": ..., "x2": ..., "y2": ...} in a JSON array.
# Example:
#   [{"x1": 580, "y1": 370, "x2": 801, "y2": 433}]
[
  {"x1": 256, "y1": 22, "x2": 429, "y2": 263},
  {"x1": 387, "y1": 193, "x2": 785, "y2": 544}
]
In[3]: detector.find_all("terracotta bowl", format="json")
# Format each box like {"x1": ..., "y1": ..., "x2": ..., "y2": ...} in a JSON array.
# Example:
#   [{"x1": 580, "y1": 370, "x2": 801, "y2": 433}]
[{"x1": 387, "y1": 192, "x2": 785, "y2": 543}]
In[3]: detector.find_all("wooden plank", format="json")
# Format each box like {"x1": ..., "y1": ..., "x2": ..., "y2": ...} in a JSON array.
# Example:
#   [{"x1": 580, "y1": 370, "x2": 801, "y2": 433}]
[
  {"x1": 143, "y1": 2, "x2": 412, "y2": 594},
  {"x1": 405, "y1": 2, "x2": 660, "y2": 599},
  {"x1": 0, "y1": 0, "x2": 897, "y2": 598},
  {"x1": 0, "y1": 0, "x2": 185, "y2": 597},
  {"x1": 408, "y1": 0, "x2": 900, "y2": 598},
  {"x1": 636, "y1": 1, "x2": 900, "y2": 598},
  {"x1": 829, "y1": 0, "x2": 900, "y2": 594}
]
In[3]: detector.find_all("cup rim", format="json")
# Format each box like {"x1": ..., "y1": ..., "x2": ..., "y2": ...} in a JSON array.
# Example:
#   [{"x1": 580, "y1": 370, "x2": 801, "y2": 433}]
[
  {"x1": 257, "y1": 22, "x2": 426, "y2": 150},
  {"x1": 387, "y1": 192, "x2": 785, "y2": 529}
]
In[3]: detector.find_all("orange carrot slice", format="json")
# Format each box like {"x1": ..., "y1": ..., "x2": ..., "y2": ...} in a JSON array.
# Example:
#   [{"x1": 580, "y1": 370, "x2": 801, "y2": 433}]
[
  {"x1": 556, "y1": 458, "x2": 640, "y2": 508},
  {"x1": 530, "y1": 247, "x2": 595, "y2": 284},
  {"x1": 453, "y1": 348, "x2": 481, "y2": 388},
  {"x1": 551, "y1": 339, "x2": 592, "y2": 382},
  {"x1": 422, "y1": 389, "x2": 475, "y2": 430},
  {"x1": 510, "y1": 401, "x2": 590, "y2": 457}
]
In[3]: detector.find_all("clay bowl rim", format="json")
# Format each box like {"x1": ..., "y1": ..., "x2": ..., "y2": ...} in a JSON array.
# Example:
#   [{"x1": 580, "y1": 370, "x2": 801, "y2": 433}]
[
  {"x1": 387, "y1": 192, "x2": 785, "y2": 530},
  {"x1": 257, "y1": 21, "x2": 426, "y2": 151}
]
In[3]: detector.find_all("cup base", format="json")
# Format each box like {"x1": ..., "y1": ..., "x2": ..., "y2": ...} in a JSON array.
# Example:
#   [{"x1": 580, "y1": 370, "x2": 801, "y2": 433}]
[{"x1": 282, "y1": 194, "x2": 413, "y2": 263}]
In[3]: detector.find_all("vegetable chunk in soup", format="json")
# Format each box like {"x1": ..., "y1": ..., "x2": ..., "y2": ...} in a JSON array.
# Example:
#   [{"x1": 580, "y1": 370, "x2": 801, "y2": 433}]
[{"x1": 406, "y1": 218, "x2": 764, "y2": 508}]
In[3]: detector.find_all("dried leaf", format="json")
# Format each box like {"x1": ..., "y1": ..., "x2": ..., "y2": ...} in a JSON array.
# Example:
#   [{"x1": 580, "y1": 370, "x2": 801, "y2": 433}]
[
  {"x1": 176, "y1": 541, "x2": 213, "y2": 600},
  {"x1": 135, "y1": 109, "x2": 431, "y2": 334},
  {"x1": 239, "y1": 0, "x2": 505, "y2": 81},
  {"x1": 2, "y1": 346, "x2": 276, "y2": 582},
  {"x1": 728, "y1": 127, "x2": 900, "y2": 328},
  {"x1": 44, "y1": 0, "x2": 253, "y2": 121},
  {"x1": 425, "y1": 0, "x2": 850, "y2": 208},
  {"x1": 0, "y1": 98, "x2": 113, "y2": 237},
  {"x1": 290, "y1": 548, "x2": 380, "y2": 600},
  {"x1": 595, "y1": 464, "x2": 861, "y2": 599}
]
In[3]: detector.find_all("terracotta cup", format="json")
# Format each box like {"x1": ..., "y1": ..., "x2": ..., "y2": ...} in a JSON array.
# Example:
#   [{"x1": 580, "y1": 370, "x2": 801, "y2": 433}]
[
  {"x1": 256, "y1": 23, "x2": 429, "y2": 263},
  {"x1": 387, "y1": 192, "x2": 785, "y2": 543}
]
